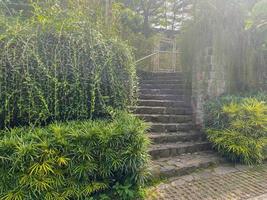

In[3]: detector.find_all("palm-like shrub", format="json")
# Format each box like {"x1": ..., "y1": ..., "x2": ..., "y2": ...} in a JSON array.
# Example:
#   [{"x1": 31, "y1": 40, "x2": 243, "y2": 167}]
[
  {"x1": 0, "y1": 112, "x2": 150, "y2": 199},
  {"x1": 0, "y1": 3, "x2": 137, "y2": 129},
  {"x1": 206, "y1": 97, "x2": 267, "y2": 164}
]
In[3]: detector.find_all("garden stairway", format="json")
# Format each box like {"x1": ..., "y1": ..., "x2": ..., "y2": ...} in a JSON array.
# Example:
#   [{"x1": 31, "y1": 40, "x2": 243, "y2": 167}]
[{"x1": 133, "y1": 72, "x2": 221, "y2": 178}]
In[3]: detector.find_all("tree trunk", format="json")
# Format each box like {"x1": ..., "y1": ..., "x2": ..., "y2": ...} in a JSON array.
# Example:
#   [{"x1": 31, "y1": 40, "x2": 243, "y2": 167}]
[{"x1": 143, "y1": 11, "x2": 150, "y2": 38}]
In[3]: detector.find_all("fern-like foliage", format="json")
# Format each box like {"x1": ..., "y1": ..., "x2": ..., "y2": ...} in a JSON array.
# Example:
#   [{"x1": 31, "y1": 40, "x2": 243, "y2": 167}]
[{"x1": 0, "y1": 112, "x2": 150, "y2": 199}]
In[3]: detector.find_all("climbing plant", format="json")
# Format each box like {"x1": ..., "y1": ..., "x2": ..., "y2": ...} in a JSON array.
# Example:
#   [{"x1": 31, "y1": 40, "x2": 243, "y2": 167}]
[{"x1": 0, "y1": 2, "x2": 137, "y2": 128}]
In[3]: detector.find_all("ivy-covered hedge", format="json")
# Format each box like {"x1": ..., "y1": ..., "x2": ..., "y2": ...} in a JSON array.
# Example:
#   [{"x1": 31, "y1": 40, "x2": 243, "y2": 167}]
[
  {"x1": 204, "y1": 93, "x2": 267, "y2": 164},
  {"x1": 0, "y1": 112, "x2": 150, "y2": 200},
  {"x1": 0, "y1": 5, "x2": 137, "y2": 129}
]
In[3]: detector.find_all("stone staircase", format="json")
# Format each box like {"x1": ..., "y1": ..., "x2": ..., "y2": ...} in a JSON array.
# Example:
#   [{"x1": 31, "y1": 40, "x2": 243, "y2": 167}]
[{"x1": 132, "y1": 71, "x2": 221, "y2": 178}]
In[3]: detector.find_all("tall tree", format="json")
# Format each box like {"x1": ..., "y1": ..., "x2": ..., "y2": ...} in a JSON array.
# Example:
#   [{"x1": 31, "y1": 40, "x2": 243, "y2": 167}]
[
  {"x1": 154, "y1": 0, "x2": 193, "y2": 31},
  {"x1": 118, "y1": 0, "x2": 192, "y2": 36}
]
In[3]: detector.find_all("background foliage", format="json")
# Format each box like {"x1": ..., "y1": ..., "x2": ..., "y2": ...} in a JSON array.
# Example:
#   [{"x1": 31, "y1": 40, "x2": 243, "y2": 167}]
[
  {"x1": 204, "y1": 93, "x2": 267, "y2": 164},
  {"x1": 0, "y1": 111, "x2": 150, "y2": 200},
  {"x1": 179, "y1": 0, "x2": 267, "y2": 92},
  {"x1": 0, "y1": 1, "x2": 137, "y2": 128}
]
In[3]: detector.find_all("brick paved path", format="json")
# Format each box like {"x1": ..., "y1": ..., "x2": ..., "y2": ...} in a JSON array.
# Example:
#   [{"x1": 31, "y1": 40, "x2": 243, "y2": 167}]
[
  {"x1": 248, "y1": 193, "x2": 267, "y2": 200},
  {"x1": 151, "y1": 164, "x2": 267, "y2": 200}
]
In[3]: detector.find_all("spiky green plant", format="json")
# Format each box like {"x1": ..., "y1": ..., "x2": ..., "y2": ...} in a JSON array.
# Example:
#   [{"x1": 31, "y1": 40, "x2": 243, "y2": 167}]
[
  {"x1": 206, "y1": 97, "x2": 267, "y2": 164},
  {"x1": 0, "y1": 111, "x2": 150, "y2": 199}
]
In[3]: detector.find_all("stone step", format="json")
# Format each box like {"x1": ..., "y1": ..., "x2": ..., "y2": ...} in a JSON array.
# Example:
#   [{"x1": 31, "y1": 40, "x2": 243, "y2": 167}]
[
  {"x1": 141, "y1": 80, "x2": 184, "y2": 85},
  {"x1": 135, "y1": 114, "x2": 192, "y2": 123},
  {"x1": 138, "y1": 100, "x2": 189, "y2": 107},
  {"x1": 150, "y1": 151, "x2": 222, "y2": 178},
  {"x1": 149, "y1": 141, "x2": 211, "y2": 160},
  {"x1": 149, "y1": 132, "x2": 206, "y2": 144},
  {"x1": 150, "y1": 123, "x2": 194, "y2": 133},
  {"x1": 131, "y1": 106, "x2": 192, "y2": 115},
  {"x1": 140, "y1": 83, "x2": 185, "y2": 90},
  {"x1": 139, "y1": 72, "x2": 185, "y2": 80},
  {"x1": 139, "y1": 94, "x2": 185, "y2": 101},
  {"x1": 139, "y1": 89, "x2": 185, "y2": 95}
]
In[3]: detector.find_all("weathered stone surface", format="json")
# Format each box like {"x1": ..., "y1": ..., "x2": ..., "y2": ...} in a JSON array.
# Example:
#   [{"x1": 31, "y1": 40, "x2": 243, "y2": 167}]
[
  {"x1": 139, "y1": 94, "x2": 185, "y2": 101},
  {"x1": 136, "y1": 114, "x2": 192, "y2": 123},
  {"x1": 139, "y1": 88, "x2": 185, "y2": 95},
  {"x1": 248, "y1": 193, "x2": 267, "y2": 200},
  {"x1": 150, "y1": 151, "x2": 222, "y2": 178},
  {"x1": 135, "y1": 71, "x2": 220, "y2": 181},
  {"x1": 191, "y1": 47, "x2": 229, "y2": 127},
  {"x1": 131, "y1": 106, "x2": 192, "y2": 115},
  {"x1": 140, "y1": 83, "x2": 185, "y2": 90},
  {"x1": 150, "y1": 123, "x2": 194, "y2": 132},
  {"x1": 138, "y1": 100, "x2": 189, "y2": 107},
  {"x1": 138, "y1": 72, "x2": 185, "y2": 80},
  {"x1": 150, "y1": 163, "x2": 267, "y2": 200},
  {"x1": 149, "y1": 132, "x2": 206, "y2": 144},
  {"x1": 141, "y1": 80, "x2": 184, "y2": 85}
]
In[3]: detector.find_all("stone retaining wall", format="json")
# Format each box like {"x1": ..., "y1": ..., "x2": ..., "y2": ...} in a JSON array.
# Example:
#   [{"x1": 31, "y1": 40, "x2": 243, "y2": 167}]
[{"x1": 191, "y1": 47, "x2": 228, "y2": 127}]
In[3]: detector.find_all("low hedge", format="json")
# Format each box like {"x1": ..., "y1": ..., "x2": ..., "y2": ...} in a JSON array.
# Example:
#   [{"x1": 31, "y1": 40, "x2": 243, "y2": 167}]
[
  {"x1": 0, "y1": 112, "x2": 150, "y2": 200},
  {"x1": 204, "y1": 93, "x2": 267, "y2": 164}
]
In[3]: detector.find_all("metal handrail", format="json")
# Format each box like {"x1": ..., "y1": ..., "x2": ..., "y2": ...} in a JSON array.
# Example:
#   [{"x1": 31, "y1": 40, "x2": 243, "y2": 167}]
[
  {"x1": 135, "y1": 52, "x2": 159, "y2": 64},
  {"x1": 158, "y1": 51, "x2": 181, "y2": 53},
  {"x1": 135, "y1": 51, "x2": 180, "y2": 64}
]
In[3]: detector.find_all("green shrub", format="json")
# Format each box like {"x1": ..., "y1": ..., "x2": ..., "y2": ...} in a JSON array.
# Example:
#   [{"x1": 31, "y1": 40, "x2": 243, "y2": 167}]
[
  {"x1": 205, "y1": 95, "x2": 267, "y2": 164},
  {"x1": 0, "y1": 3, "x2": 137, "y2": 129},
  {"x1": 204, "y1": 92, "x2": 267, "y2": 129},
  {"x1": 0, "y1": 112, "x2": 150, "y2": 199},
  {"x1": 206, "y1": 96, "x2": 267, "y2": 164}
]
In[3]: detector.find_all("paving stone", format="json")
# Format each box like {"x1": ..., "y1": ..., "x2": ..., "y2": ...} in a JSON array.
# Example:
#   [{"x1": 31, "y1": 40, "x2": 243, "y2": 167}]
[
  {"x1": 191, "y1": 169, "x2": 215, "y2": 180},
  {"x1": 151, "y1": 164, "x2": 267, "y2": 200},
  {"x1": 248, "y1": 193, "x2": 267, "y2": 200},
  {"x1": 213, "y1": 165, "x2": 240, "y2": 175},
  {"x1": 170, "y1": 179, "x2": 186, "y2": 186},
  {"x1": 235, "y1": 164, "x2": 254, "y2": 171}
]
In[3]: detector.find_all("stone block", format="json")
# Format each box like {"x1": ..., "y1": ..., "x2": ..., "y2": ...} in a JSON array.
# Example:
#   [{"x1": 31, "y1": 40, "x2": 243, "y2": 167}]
[
  {"x1": 206, "y1": 47, "x2": 213, "y2": 55},
  {"x1": 206, "y1": 55, "x2": 212, "y2": 64}
]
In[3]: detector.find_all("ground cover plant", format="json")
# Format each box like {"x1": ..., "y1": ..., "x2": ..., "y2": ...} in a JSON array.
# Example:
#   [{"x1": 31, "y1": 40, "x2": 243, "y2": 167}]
[
  {"x1": 204, "y1": 93, "x2": 267, "y2": 164},
  {"x1": 0, "y1": 2, "x2": 137, "y2": 129},
  {"x1": 0, "y1": 111, "x2": 150, "y2": 200}
]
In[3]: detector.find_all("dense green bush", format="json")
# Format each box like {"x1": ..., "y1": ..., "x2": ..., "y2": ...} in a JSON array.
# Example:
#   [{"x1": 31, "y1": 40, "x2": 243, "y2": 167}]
[
  {"x1": 204, "y1": 94, "x2": 267, "y2": 164},
  {"x1": 0, "y1": 112, "x2": 150, "y2": 199},
  {"x1": 0, "y1": 3, "x2": 137, "y2": 129}
]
